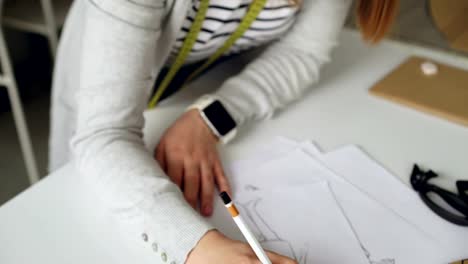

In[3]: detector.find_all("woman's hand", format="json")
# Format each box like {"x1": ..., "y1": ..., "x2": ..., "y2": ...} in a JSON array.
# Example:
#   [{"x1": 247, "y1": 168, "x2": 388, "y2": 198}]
[
  {"x1": 186, "y1": 230, "x2": 298, "y2": 264},
  {"x1": 155, "y1": 109, "x2": 231, "y2": 217}
]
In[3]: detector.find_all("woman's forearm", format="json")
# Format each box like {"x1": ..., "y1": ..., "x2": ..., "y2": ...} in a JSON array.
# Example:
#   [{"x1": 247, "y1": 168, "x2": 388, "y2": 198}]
[
  {"x1": 72, "y1": 1, "x2": 213, "y2": 262},
  {"x1": 209, "y1": 0, "x2": 352, "y2": 128}
]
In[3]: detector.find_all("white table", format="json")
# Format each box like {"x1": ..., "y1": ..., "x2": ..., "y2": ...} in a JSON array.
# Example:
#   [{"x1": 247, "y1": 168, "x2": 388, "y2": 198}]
[{"x1": 1, "y1": 30, "x2": 467, "y2": 263}]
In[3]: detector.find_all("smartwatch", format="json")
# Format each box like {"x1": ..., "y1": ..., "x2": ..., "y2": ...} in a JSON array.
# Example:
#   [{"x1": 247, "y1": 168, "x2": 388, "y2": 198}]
[{"x1": 187, "y1": 97, "x2": 237, "y2": 144}]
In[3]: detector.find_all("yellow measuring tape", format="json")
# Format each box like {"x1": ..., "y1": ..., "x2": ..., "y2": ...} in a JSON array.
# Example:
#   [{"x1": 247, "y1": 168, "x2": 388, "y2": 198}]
[{"x1": 148, "y1": 0, "x2": 268, "y2": 109}]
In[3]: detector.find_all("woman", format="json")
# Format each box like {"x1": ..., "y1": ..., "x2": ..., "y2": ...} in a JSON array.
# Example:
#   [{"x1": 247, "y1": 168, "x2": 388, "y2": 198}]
[{"x1": 49, "y1": 0, "x2": 398, "y2": 263}]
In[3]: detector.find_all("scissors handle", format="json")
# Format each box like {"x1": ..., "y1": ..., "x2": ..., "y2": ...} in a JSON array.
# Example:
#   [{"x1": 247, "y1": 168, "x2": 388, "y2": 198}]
[
  {"x1": 457, "y1": 181, "x2": 468, "y2": 204},
  {"x1": 425, "y1": 184, "x2": 468, "y2": 216},
  {"x1": 419, "y1": 185, "x2": 468, "y2": 226}
]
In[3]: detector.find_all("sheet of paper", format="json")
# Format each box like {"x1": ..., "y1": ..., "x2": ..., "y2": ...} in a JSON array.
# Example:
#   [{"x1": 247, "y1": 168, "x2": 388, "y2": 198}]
[
  {"x1": 209, "y1": 182, "x2": 369, "y2": 264},
  {"x1": 297, "y1": 142, "x2": 468, "y2": 258},
  {"x1": 225, "y1": 148, "x2": 454, "y2": 263},
  {"x1": 227, "y1": 136, "x2": 301, "y2": 171},
  {"x1": 246, "y1": 137, "x2": 468, "y2": 258}
]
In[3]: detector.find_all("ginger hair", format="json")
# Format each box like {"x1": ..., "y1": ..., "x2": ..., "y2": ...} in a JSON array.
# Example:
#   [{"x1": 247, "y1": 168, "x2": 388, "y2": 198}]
[{"x1": 290, "y1": 0, "x2": 399, "y2": 43}]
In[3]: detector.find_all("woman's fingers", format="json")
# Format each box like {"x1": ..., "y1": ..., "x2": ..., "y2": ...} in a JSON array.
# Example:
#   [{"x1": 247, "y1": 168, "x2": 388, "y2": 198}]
[
  {"x1": 155, "y1": 110, "x2": 229, "y2": 216},
  {"x1": 183, "y1": 159, "x2": 200, "y2": 209},
  {"x1": 214, "y1": 159, "x2": 232, "y2": 195},
  {"x1": 200, "y1": 162, "x2": 215, "y2": 216}
]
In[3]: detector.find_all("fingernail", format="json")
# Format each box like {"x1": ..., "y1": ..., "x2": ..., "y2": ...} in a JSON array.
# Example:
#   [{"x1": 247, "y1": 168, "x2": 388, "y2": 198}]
[{"x1": 203, "y1": 205, "x2": 213, "y2": 216}]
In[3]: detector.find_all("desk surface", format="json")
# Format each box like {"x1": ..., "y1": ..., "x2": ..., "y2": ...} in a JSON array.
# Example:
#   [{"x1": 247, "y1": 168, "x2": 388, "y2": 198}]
[{"x1": 1, "y1": 30, "x2": 467, "y2": 263}]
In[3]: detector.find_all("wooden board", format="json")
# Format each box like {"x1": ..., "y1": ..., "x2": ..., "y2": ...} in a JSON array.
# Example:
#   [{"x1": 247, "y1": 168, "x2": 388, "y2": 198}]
[
  {"x1": 450, "y1": 260, "x2": 468, "y2": 264},
  {"x1": 370, "y1": 57, "x2": 468, "y2": 127}
]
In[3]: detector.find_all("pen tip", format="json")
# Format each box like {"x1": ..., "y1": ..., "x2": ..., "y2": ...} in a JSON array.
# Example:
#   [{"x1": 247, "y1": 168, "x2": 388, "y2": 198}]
[{"x1": 220, "y1": 191, "x2": 232, "y2": 204}]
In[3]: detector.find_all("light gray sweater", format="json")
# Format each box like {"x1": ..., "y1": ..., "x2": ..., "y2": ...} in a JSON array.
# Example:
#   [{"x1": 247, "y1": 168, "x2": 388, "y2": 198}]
[{"x1": 50, "y1": 0, "x2": 350, "y2": 263}]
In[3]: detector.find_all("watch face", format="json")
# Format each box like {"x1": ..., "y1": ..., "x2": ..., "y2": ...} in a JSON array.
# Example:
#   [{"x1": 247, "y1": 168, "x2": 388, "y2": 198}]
[{"x1": 203, "y1": 101, "x2": 237, "y2": 136}]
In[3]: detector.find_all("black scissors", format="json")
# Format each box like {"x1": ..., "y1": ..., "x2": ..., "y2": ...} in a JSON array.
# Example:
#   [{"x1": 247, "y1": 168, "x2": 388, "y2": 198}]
[{"x1": 410, "y1": 164, "x2": 468, "y2": 226}]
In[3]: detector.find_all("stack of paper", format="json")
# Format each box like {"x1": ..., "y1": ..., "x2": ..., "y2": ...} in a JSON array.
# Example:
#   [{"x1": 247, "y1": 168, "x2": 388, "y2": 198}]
[{"x1": 209, "y1": 137, "x2": 468, "y2": 264}]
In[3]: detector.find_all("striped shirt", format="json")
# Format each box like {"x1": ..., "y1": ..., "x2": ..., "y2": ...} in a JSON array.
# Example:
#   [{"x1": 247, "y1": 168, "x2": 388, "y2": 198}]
[{"x1": 170, "y1": 0, "x2": 299, "y2": 64}]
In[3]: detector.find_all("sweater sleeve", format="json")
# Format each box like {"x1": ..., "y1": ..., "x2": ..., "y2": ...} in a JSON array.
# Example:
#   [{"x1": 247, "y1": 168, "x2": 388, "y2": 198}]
[
  {"x1": 205, "y1": 0, "x2": 352, "y2": 127},
  {"x1": 71, "y1": 1, "x2": 212, "y2": 262}
]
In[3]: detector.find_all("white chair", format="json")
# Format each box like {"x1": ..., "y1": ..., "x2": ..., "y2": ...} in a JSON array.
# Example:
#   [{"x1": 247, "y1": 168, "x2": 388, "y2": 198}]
[
  {"x1": 0, "y1": 0, "x2": 71, "y2": 184},
  {"x1": 0, "y1": 0, "x2": 39, "y2": 184},
  {"x1": 2, "y1": 0, "x2": 73, "y2": 58}
]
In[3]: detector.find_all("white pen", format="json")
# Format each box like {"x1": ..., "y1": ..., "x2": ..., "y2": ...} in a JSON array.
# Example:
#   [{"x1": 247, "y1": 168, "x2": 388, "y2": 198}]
[{"x1": 220, "y1": 191, "x2": 272, "y2": 264}]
